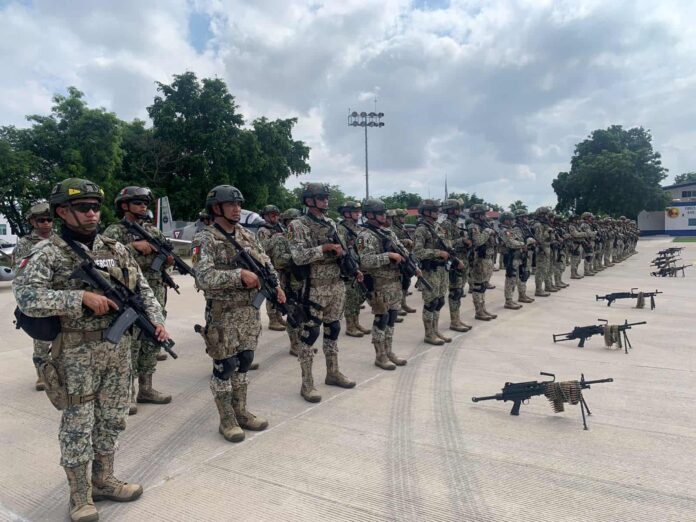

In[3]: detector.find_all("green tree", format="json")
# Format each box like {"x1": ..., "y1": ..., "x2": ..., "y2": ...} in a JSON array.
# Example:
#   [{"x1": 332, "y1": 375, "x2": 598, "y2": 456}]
[
  {"x1": 380, "y1": 191, "x2": 422, "y2": 209},
  {"x1": 673, "y1": 172, "x2": 696, "y2": 185},
  {"x1": 509, "y1": 200, "x2": 527, "y2": 212},
  {"x1": 552, "y1": 125, "x2": 670, "y2": 218}
]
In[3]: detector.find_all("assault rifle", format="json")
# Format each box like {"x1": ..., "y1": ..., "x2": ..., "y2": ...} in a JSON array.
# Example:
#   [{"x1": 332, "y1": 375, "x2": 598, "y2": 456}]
[
  {"x1": 70, "y1": 260, "x2": 178, "y2": 359},
  {"x1": 650, "y1": 256, "x2": 678, "y2": 268},
  {"x1": 595, "y1": 289, "x2": 662, "y2": 309},
  {"x1": 651, "y1": 264, "x2": 692, "y2": 277},
  {"x1": 656, "y1": 247, "x2": 684, "y2": 256},
  {"x1": 553, "y1": 319, "x2": 646, "y2": 353},
  {"x1": 471, "y1": 372, "x2": 614, "y2": 429},
  {"x1": 328, "y1": 225, "x2": 371, "y2": 299},
  {"x1": 213, "y1": 224, "x2": 297, "y2": 328},
  {"x1": 122, "y1": 220, "x2": 195, "y2": 294}
]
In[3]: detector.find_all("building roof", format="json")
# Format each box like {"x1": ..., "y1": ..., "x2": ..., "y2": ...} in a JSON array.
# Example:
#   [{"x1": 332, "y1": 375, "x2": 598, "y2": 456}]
[{"x1": 662, "y1": 181, "x2": 696, "y2": 190}]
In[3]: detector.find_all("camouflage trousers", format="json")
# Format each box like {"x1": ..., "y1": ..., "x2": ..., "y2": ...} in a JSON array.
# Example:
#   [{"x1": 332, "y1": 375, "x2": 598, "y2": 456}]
[
  {"x1": 131, "y1": 283, "x2": 166, "y2": 376},
  {"x1": 534, "y1": 249, "x2": 551, "y2": 290},
  {"x1": 504, "y1": 258, "x2": 521, "y2": 301},
  {"x1": 33, "y1": 339, "x2": 51, "y2": 361},
  {"x1": 202, "y1": 302, "x2": 262, "y2": 360},
  {"x1": 369, "y1": 279, "x2": 402, "y2": 346},
  {"x1": 448, "y1": 264, "x2": 468, "y2": 313},
  {"x1": 517, "y1": 254, "x2": 533, "y2": 295},
  {"x1": 469, "y1": 258, "x2": 493, "y2": 285},
  {"x1": 56, "y1": 332, "x2": 131, "y2": 467},
  {"x1": 421, "y1": 267, "x2": 447, "y2": 306},
  {"x1": 298, "y1": 281, "x2": 345, "y2": 361},
  {"x1": 344, "y1": 279, "x2": 365, "y2": 317}
]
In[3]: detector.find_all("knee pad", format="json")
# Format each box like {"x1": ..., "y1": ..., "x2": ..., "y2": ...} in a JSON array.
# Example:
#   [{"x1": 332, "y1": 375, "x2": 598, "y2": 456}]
[
  {"x1": 471, "y1": 282, "x2": 486, "y2": 294},
  {"x1": 373, "y1": 314, "x2": 388, "y2": 330},
  {"x1": 449, "y1": 288, "x2": 463, "y2": 301},
  {"x1": 387, "y1": 309, "x2": 399, "y2": 327},
  {"x1": 423, "y1": 299, "x2": 438, "y2": 312},
  {"x1": 236, "y1": 350, "x2": 255, "y2": 373},
  {"x1": 323, "y1": 320, "x2": 340, "y2": 341},
  {"x1": 301, "y1": 324, "x2": 321, "y2": 346},
  {"x1": 435, "y1": 296, "x2": 446, "y2": 311},
  {"x1": 212, "y1": 356, "x2": 238, "y2": 380}
]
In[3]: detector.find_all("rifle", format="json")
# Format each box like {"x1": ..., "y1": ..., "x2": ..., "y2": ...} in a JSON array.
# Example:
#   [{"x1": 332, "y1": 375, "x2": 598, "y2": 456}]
[
  {"x1": 553, "y1": 319, "x2": 646, "y2": 352},
  {"x1": 327, "y1": 224, "x2": 371, "y2": 299},
  {"x1": 69, "y1": 260, "x2": 177, "y2": 358},
  {"x1": 471, "y1": 372, "x2": 614, "y2": 429},
  {"x1": 651, "y1": 264, "x2": 692, "y2": 277},
  {"x1": 656, "y1": 247, "x2": 684, "y2": 256},
  {"x1": 650, "y1": 257, "x2": 678, "y2": 268},
  {"x1": 595, "y1": 288, "x2": 662, "y2": 309},
  {"x1": 213, "y1": 224, "x2": 298, "y2": 328},
  {"x1": 122, "y1": 220, "x2": 195, "y2": 294}
]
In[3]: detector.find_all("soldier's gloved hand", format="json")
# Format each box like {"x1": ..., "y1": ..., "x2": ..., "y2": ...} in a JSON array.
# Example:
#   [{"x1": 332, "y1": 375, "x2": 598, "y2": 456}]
[
  {"x1": 416, "y1": 269, "x2": 423, "y2": 278},
  {"x1": 438, "y1": 250, "x2": 450, "y2": 260},
  {"x1": 153, "y1": 324, "x2": 171, "y2": 342},
  {"x1": 322, "y1": 243, "x2": 344, "y2": 257},
  {"x1": 82, "y1": 291, "x2": 119, "y2": 316},
  {"x1": 388, "y1": 252, "x2": 404, "y2": 264},
  {"x1": 276, "y1": 287, "x2": 287, "y2": 304},
  {"x1": 456, "y1": 259, "x2": 464, "y2": 270},
  {"x1": 356, "y1": 270, "x2": 365, "y2": 283},
  {"x1": 132, "y1": 240, "x2": 155, "y2": 255},
  {"x1": 240, "y1": 269, "x2": 260, "y2": 289},
  {"x1": 166, "y1": 255, "x2": 175, "y2": 266}
]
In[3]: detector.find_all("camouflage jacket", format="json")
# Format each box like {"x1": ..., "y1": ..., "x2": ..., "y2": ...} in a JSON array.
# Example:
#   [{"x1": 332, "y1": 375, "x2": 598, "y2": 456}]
[
  {"x1": 568, "y1": 223, "x2": 588, "y2": 242},
  {"x1": 337, "y1": 219, "x2": 361, "y2": 249},
  {"x1": 579, "y1": 221, "x2": 596, "y2": 244},
  {"x1": 437, "y1": 217, "x2": 470, "y2": 257},
  {"x1": 356, "y1": 224, "x2": 405, "y2": 280},
  {"x1": 467, "y1": 219, "x2": 496, "y2": 259},
  {"x1": 13, "y1": 230, "x2": 54, "y2": 270},
  {"x1": 13, "y1": 234, "x2": 164, "y2": 331},
  {"x1": 257, "y1": 223, "x2": 284, "y2": 252},
  {"x1": 389, "y1": 222, "x2": 413, "y2": 250},
  {"x1": 498, "y1": 224, "x2": 525, "y2": 254},
  {"x1": 413, "y1": 219, "x2": 444, "y2": 264},
  {"x1": 532, "y1": 220, "x2": 553, "y2": 250},
  {"x1": 193, "y1": 224, "x2": 277, "y2": 303},
  {"x1": 102, "y1": 219, "x2": 169, "y2": 286},
  {"x1": 288, "y1": 213, "x2": 341, "y2": 282}
]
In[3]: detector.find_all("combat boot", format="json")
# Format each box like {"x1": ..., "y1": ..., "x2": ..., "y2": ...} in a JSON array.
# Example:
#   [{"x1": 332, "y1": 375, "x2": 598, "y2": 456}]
[
  {"x1": 325, "y1": 353, "x2": 356, "y2": 388},
  {"x1": 300, "y1": 358, "x2": 321, "y2": 402},
  {"x1": 397, "y1": 308, "x2": 407, "y2": 316},
  {"x1": 136, "y1": 374, "x2": 171, "y2": 404},
  {"x1": 449, "y1": 310, "x2": 471, "y2": 332},
  {"x1": 356, "y1": 320, "x2": 371, "y2": 334},
  {"x1": 249, "y1": 362, "x2": 260, "y2": 371},
  {"x1": 385, "y1": 332, "x2": 407, "y2": 366},
  {"x1": 395, "y1": 315, "x2": 404, "y2": 323},
  {"x1": 268, "y1": 312, "x2": 286, "y2": 331},
  {"x1": 485, "y1": 281, "x2": 496, "y2": 290},
  {"x1": 64, "y1": 464, "x2": 98, "y2": 522},
  {"x1": 35, "y1": 367, "x2": 46, "y2": 391},
  {"x1": 128, "y1": 380, "x2": 137, "y2": 415},
  {"x1": 401, "y1": 297, "x2": 417, "y2": 313},
  {"x1": 518, "y1": 292, "x2": 535, "y2": 303},
  {"x1": 504, "y1": 300, "x2": 522, "y2": 310},
  {"x1": 345, "y1": 315, "x2": 364, "y2": 337},
  {"x1": 473, "y1": 294, "x2": 491, "y2": 321},
  {"x1": 433, "y1": 312, "x2": 452, "y2": 343},
  {"x1": 213, "y1": 391, "x2": 245, "y2": 442},
  {"x1": 374, "y1": 341, "x2": 396, "y2": 370},
  {"x1": 92, "y1": 452, "x2": 143, "y2": 502},
  {"x1": 482, "y1": 304, "x2": 498, "y2": 319},
  {"x1": 423, "y1": 313, "x2": 445, "y2": 345},
  {"x1": 232, "y1": 378, "x2": 269, "y2": 431}
]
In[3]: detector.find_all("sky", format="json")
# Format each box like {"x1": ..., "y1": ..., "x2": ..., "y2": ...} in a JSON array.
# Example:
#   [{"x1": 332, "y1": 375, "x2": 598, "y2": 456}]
[{"x1": 1, "y1": 0, "x2": 695, "y2": 209}]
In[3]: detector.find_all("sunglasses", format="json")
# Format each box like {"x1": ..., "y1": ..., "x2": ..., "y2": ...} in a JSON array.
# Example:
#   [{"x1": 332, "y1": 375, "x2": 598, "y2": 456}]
[
  {"x1": 35, "y1": 218, "x2": 54, "y2": 224},
  {"x1": 129, "y1": 199, "x2": 149, "y2": 206},
  {"x1": 69, "y1": 202, "x2": 102, "y2": 213},
  {"x1": 314, "y1": 195, "x2": 329, "y2": 201}
]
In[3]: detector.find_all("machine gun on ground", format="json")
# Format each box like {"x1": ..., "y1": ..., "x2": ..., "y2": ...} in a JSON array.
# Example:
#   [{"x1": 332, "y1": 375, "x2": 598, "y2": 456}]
[
  {"x1": 656, "y1": 247, "x2": 684, "y2": 257},
  {"x1": 651, "y1": 264, "x2": 692, "y2": 277},
  {"x1": 471, "y1": 372, "x2": 614, "y2": 429},
  {"x1": 553, "y1": 319, "x2": 646, "y2": 353},
  {"x1": 595, "y1": 289, "x2": 662, "y2": 309}
]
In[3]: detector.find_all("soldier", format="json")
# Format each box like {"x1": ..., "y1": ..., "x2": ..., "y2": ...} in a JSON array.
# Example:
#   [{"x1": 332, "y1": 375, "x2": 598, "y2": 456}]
[
  {"x1": 102, "y1": 187, "x2": 172, "y2": 415},
  {"x1": 567, "y1": 214, "x2": 586, "y2": 279},
  {"x1": 13, "y1": 178, "x2": 169, "y2": 522},
  {"x1": 193, "y1": 185, "x2": 280, "y2": 442},
  {"x1": 413, "y1": 199, "x2": 456, "y2": 344},
  {"x1": 512, "y1": 209, "x2": 536, "y2": 303},
  {"x1": 532, "y1": 207, "x2": 555, "y2": 295},
  {"x1": 498, "y1": 211, "x2": 527, "y2": 309},
  {"x1": 191, "y1": 210, "x2": 212, "y2": 265},
  {"x1": 257, "y1": 204, "x2": 287, "y2": 332},
  {"x1": 388, "y1": 208, "x2": 417, "y2": 314},
  {"x1": 437, "y1": 199, "x2": 472, "y2": 332},
  {"x1": 337, "y1": 200, "x2": 371, "y2": 337},
  {"x1": 357, "y1": 198, "x2": 408, "y2": 370},
  {"x1": 549, "y1": 213, "x2": 570, "y2": 289},
  {"x1": 467, "y1": 204, "x2": 498, "y2": 320},
  {"x1": 288, "y1": 183, "x2": 355, "y2": 403},
  {"x1": 13, "y1": 202, "x2": 55, "y2": 391},
  {"x1": 603, "y1": 218, "x2": 616, "y2": 267},
  {"x1": 579, "y1": 212, "x2": 597, "y2": 276}
]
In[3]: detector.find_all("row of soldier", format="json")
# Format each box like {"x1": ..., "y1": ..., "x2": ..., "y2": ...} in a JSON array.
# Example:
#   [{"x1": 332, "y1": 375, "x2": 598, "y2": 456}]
[{"x1": 11, "y1": 178, "x2": 637, "y2": 522}]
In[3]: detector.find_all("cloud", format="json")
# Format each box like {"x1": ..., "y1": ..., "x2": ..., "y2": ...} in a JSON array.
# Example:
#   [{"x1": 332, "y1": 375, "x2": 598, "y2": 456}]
[{"x1": 2, "y1": 0, "x2": 696, "y2": 209}]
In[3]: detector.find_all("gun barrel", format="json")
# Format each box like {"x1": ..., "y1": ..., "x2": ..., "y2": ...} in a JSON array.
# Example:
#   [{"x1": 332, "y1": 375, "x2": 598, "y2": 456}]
[
  {"x1": 583, "y1": 378, "x2": 613, "y2": 385},
  {"x1": 623, "y1": 321, "x2": 647, "y2": 327},
  {"x1": 471, "y1": 394, "x2": 500, "y2": 402}
]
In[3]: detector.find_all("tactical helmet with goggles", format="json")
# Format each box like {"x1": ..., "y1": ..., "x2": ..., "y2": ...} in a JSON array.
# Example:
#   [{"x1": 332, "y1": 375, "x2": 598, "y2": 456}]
[
  {"x1": 301, "y1": 183, "x2": 330, "y2": 203},
  {"x1": 49, "y1": 178, "x2": 104, "y2": 217},
  {"x1": 469, "y1": 203, "x2": 488, "y2": 216},
  {"x1": 338, "y1": 200, "x2": 361, "y2": 214},
  {"x1": 418, "y1": 199, "x2": 440, "y2": 214},
  {"x1": 499, "y1": 211, "x2": 515, "y2": 222},
  {"x1": 362, "y1": 198, "x2": 387, "y2": 215},
  {"x1": 260, "y1": 204, "x2": 280, "y2": 216},
  {"x1": 514, "y1": 208, "x2": 528, "y2": 218},
  {"x1": 205, "y1": 185, "x2": 245, "y2": 212},
  {"x1": 114, "y1": 186, "x2": 154, "y2": 216},
  {"x1": 441, "y1": 199, "x2": 462, "y2": 212}
]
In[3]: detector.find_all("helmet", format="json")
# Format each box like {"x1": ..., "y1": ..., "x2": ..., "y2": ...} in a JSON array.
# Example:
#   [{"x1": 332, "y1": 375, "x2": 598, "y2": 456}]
[
  {"x1": 441, "y1": 199, "x2": 462, "y2": 212},
  {"x1": 280, "y1": 208, "x2": 302, "y2": 221},
  {"x1": 499, "y1": 211, "x2": 515, "y2": 222},
  {"x1": 619, "y1": 215, "x2": 627, "y2": 221},
  {"x1": 301, "y1": 183, "x2": 330, "y2": 202},
  {"x1": 205, "y1": 185, "x2": 245, "y2": 210},
  {"x1": 260, "y1": 204, "x2": 280, "y2": 216},
  {"x1": 514, "y1": 208, "x2": 528, "y2": 218},
  {"x1": 581, "y1": 211, "x2": 593, "y2": 220},
  {"x1": 27, "y1": 202, "x2": 50, "y2": 220},
  {"x1": 49, "y1": 178, "x2": 104, "y2": 216},
  {"x1": 386, "y1": 209, "x2": 398, "y2": 217},
  {"x1": 535, "y1": 206, "x2": 550, "y2": 215},
  {"x1": 362, "y1": 198, "x2": 386, "y2": 214},
  {"x1": 469, "y1": 203, "x2": 488, "y2": 215},
  {"x1": 396, "y1": 209, "x2": 409, "y2": 217},
  {"x1": 338, "y1": 200, "x2": 361, "y2": 213},
  {"x1": 114, "y1": 186, "x2": 154, "y2": 213},
  {"x1": 418, "y1": 199, "x2": 440, "y2": 214}
]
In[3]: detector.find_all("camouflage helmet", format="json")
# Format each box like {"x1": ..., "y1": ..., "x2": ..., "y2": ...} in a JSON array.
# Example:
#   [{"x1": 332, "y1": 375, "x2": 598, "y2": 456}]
[
  {"x1": 280, "y1": 208, "x2": 302, "y2": 221},
  {"x1": 396, "y1": 208, "x2": 409, "y2": 217},
  {"x1": 386, "y1": 209, "x2": 398, "y2": 217},
  {"x1": 619, "y1": 215, "x2": 627, "y2": 221},
  {"x1": 469, "y1": 203, "x2": 488, "y2": 215},
  {"x1": 499, "y1": 211, "x2": 515, "y2": 222},
  {"x1": 301, "y1": 182, "x2": 330, "y2": 202},
  {"x1": 362, "y1": 198, "x2": 386, "y2": 215},
  {"x1": 535, "y1": 206, "x2": 550, "y2": 215},
  {"x1": 205, "y1": 185, "x2": 245, "y2": 210},
  {"x1": 337, "y1": 200, "x2": 361, "y2": 213},
  {"x1": 27, "y1": 202, "x2": 51, "y2": 220},
  {"x1": 581, "y1": 211, "x2": 593, "y2": 220},
  {"x1": 114, "y1": 186, "x2": 154, "y2": 213},
  {"x1": 49, "y1": 178, "x2": 104, "y2": 216},
  {"x1": 260, "y1": 204, "x2": 280, "y2": 216},
  {"x1": 418, "y1": 199, "x2": 440, "y2": 214},
  {"x1": 441, "y1": 198, "x2": 462, "y2": 212},
  {"x1": 514, "y1": 208, "x2": 528, "y2": 218}
]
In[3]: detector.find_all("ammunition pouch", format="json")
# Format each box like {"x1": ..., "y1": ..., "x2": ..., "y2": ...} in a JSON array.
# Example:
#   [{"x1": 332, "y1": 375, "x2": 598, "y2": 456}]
[
  {"x1": 36, "y1": 336, "x2": 95, "y2": 411},
  {"x1": 14, "y1": 307, "x2": 61, "y2": 342},
  {"x1": 420, "y1": 259, "x2": 446, "y2": 271}
]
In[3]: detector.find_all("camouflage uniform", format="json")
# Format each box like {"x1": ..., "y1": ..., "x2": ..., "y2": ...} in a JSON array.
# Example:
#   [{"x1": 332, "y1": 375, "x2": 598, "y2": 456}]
[
  {"x1": 498, "y1": 212, "x2": 526, "y2": 309},
  {"x1": 579, "y1": 213, "x2": 597, "y2": 276},
  {"x1": 337, "y1": 214, "x2": 369, "y2": 336},
  {"x1": 388, "y1": 209, "x2": 416, "y2": 314},
  {"x1": 512, "y1": 210, "x2": 535, "y2": 303},
  {"x1": 357, "y1": 201, "x2": 407, "y2": 370},
  {"x1": 257, "y1": 216, "x2": 288, "y2": 332},
  {"x1": 567, "y1": 216, "x2": 587, "y2": 279},
  {"x1": 549, "y1": 215, "x2": 570, "y2": 289},
  {"x1": 467, "y1": 206, "x2": 498, "y2": 320},
  {"x1": 532, "y1": 208, "x2": 555, "y2": 294}
]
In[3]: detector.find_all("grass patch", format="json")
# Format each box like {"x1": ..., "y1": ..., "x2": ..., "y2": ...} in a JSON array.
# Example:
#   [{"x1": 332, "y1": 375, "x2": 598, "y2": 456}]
[{"x1": 673, "y1": 237, "x2": 696, "y2": 243}]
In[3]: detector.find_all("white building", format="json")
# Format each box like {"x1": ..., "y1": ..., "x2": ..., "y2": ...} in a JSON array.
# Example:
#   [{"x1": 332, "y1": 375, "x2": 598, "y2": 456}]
[
  {"x1": 638, "y1": 181, "x2": 696, "y2": 236},
  {"x1": 0, "y1": 214, "x2": 18, "y2": 247}
]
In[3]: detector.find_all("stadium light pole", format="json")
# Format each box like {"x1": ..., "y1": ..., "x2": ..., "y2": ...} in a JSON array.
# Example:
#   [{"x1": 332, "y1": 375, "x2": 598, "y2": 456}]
[{"x1": 348, "y1": 109, "x2": 385, "y2": 199}]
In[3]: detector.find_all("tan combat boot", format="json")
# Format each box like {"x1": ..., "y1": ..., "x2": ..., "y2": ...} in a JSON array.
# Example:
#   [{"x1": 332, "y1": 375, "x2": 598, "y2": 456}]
[
  {"x1": 482, "y1": 303, "x2": 498, "y2": 319},
  {"x1": 300, "y1": 358, "x2": 321, "y2": 403},
  {"x1": 214, "y1": 391, "x2": 245, "y2": 442},
  {"x1": 268, "y1": 311, "x2": 286, "y2": 331},
  {"x1": 518, "y1": 289, "x2": 535, "y2": 303},
  {"x1": 325, "y1": 353, "x2": 356, "y2": 388},
  {"x1": 345, "y1": 315, "x2": 364, "y2": 337},
  {"x1": 473, "y1": 294, "x2": 491, "y2": 321},
  {"x1": 433, "y1": 312, "x2": 452, "y2": 343},
  {"x1": 401, "y1": 296, "x2": 417, "y2": 313},
  {"x1": 449, "y1": 310, "x2": 471, "y2": 332},
  {"x1": 374, "y1": 341, "x2": 396, "y2": 370},
  {"x1": 356, "y1": 319, "x2": 371, "y2": 335},
  {"x1": 504, "y1": 300, "x2": 522, "y2": 310},
  {"x1": 92, "y1": 452, "x2": 143, "y2": 502},
  {"x1": 35, "y1": 367, "x2": 46, "y2": 391},
  {"x1": 136, "y1": 374, "x2": 172, "y2": 404},
  {"x1": 64, "y1": 464, "x2": 98, "y2": 522},
  {"x1": 423, "y1": 313, "x2": 445, "y2": 345},
  {"x1": 128, "y1": 379, "x2": 137, "y2": 415},
  {"x1": 385, "y1": 331, "x2": 407, "y2": 366},
  {"x1": 232, "y1": 378, "x2": 269, "y2": 431}
]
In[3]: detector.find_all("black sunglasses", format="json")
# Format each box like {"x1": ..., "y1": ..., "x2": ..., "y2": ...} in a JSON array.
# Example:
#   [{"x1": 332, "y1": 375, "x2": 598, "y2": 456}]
[
  {"x1": 69, "y1": 202, "x2": 102, "y2": 213},
  {"x1": 129, "y1": 199, "x2": 149, "y2": 206},
  {"x1": 35, "y1": 217, "x2": 54, "y2": 224}
]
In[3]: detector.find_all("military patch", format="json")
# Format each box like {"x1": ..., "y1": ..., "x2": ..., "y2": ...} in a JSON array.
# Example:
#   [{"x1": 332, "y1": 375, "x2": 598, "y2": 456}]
[
  {"x1": 94, "y1": 258, "x2": 117, "y2": 268},
  {"x1": 193, "y1": 246, "x2": 201, "y2": 257},
  {"x1": 286, "y1": 225, "x2": 295, "y2": 240},
  {"x1": 68, "y1": 188, "x2": 82, "y2": 196},
  {"x1": 19, "y1": 256, "x2": 31, "y2": 269},
  {"x1": 356, "y1": 236, "x2": 365, "y2": 252}
]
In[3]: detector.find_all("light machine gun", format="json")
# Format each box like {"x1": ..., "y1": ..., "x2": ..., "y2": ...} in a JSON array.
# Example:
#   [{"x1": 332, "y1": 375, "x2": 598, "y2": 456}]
[
  {"x1": 595, "y1": 289, "x2": 662, "y2": 309},
  {"x1": 553, "y1": 319, "x2": 646, "y2": 353},
  {"x1": 651, "y1": 264, "x2": 692, "y2": 277}
]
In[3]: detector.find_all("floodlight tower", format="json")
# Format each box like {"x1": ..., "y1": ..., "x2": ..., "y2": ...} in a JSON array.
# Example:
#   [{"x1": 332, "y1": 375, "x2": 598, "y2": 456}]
[{"x1": 348, "y1": 108, "x2": 385, "y2": 199}]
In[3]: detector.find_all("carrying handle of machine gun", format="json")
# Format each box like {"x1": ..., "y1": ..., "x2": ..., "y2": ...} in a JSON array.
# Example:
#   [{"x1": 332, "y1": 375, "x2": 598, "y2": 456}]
[
  {"x1": 539, "y1": 371, "x2": 556, "y2": 382},
  {"x1": 598, "y1": 318, "x2": 608, "y2": 324}
]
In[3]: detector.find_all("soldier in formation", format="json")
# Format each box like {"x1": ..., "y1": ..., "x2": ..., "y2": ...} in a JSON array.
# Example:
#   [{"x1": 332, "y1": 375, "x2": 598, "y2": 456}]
[
  {"x1": 467, "y1": 204, "x2": 498, "y2": 321},
  {"x1": 387, "y1": 208, "x2": 417, "y2": 315},
  {"x1": 497, "y1": 211, "x2": 528, "y2": 309},
  {"x1": 257, "y1": 204, "x2": 288, "y2": 332}
]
